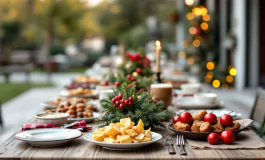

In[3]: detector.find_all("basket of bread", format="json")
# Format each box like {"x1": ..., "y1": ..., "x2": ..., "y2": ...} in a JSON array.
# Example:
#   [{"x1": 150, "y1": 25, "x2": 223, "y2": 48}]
[{"x1": 168, "y1": 110, "x2": 245, "y2": 140}]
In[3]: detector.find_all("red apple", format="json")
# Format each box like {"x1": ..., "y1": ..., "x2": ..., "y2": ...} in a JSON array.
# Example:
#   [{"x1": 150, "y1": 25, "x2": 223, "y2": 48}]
[
  {"x1": 179, "y1": 112, "x2": 193, "y2": 124},
  {"x1": 207, "y1": 133, "x2": 220, "y2": 145},
  {"x1": 173, "y1": 116, "x2": 180, "y2": 124},
  {"x1": 204, "y1": 113, "x2": 217, "y2": 125},
  {"x1": 220, "y1": 114, "x2": 233, "y2": 127},
  {"x1": 220, "y1": 130, "x2": 235, "y2": 144}
]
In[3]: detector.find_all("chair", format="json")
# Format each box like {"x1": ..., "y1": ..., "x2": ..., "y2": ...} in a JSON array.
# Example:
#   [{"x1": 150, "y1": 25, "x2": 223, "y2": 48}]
[{"x1": 250, "y1": 88, "x2": 265, "y2": 136}]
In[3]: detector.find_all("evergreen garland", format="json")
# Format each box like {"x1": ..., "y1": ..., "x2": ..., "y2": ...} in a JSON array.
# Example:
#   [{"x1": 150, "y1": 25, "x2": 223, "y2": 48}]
[{"x1": 99, "y1": 83, "x2": 174, "y2": 129}]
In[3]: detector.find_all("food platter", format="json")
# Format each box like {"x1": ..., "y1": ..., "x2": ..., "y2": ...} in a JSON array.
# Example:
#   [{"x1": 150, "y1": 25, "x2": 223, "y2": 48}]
[
  {"x1": 168, "y1": 123, "x2": 245, "y2": 140},
  {"x1": 67, "y1": 112, "x2": 100, "y2": 122},
  {"x1": 84, "y1": 132, "x2": 162, "y2": 150},
  {"x1": 60, "y1": 89, "x2": 98, "y2": 98},
  {"x1": 176, "y1": 97, "x2": 224, "y2": 109}
]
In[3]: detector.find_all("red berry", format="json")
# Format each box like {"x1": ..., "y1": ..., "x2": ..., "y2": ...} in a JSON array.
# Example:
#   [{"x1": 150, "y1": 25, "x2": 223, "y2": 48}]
[
  {"x1": 128, "y1": 97, "x2": 133, "y2": 101},
  {"x1": 119, "y1": 104, "x2": 124, "y2": 109},
  {"x1": 113, "y1": 105, "x2": 116, "y2": 108},
  {"x1": 128, "y1": 102, "x2": 132, "y2": 106},
  {"x1": 114, "y1": 97, "x2": 119, "y2": 102},
  {"x1": 112, "y1": 98, "x2": 116, "y2": 103},
  {"x1": 136, "y1": 68, "x2": 142, "y2": 74},
  {"x1": 125, "y1": 100, "x2": 129, "y2": 104},
  {"x1": 118, "y1": 94, "x2": 123, "y2": 99},
  {"x1": 115, "y1": 101, "x2": 120, "y2": 106},
  {"x1": 126, "y1": 75, "x2": 131, "y2": 79},
  {"x1": 128, "y1": 84, "x2": 132, "y2": 87},
  {"x1": 103, "y1": 82, "x2": 109, "y2": 86},
  {"x1": 114, "y1": 82, "x2": 120, "y2": 87},
  {"x1": 130, "y1": 77, "x2": 136, "y2": 81}
]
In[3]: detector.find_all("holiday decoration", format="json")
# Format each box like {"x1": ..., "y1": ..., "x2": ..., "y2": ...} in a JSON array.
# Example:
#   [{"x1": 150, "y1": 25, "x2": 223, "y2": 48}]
[{"x1": 99, "y1": 83, "x2": 173, "y2": 129}]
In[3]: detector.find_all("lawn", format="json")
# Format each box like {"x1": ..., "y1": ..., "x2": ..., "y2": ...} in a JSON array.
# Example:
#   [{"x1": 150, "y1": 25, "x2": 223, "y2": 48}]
[{"x1": 0, "y1": 83, "x2": 53, "y2": 103}]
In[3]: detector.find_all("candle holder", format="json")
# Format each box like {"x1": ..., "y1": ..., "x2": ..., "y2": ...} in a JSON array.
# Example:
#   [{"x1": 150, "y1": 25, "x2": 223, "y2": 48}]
[{"x1": 153, "y1": 72, "x2": 162, "y2": 84}]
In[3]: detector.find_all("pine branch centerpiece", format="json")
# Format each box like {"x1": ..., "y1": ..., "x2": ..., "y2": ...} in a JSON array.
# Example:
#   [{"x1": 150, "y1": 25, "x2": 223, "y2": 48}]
[{"x1": 99, "y1": 83, "x2": 173, "y2": 129}]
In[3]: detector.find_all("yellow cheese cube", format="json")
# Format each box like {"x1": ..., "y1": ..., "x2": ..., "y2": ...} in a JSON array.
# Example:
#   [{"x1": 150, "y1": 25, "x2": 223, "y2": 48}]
[
  {"x1": 135, "y1": 133, "x2": 145, "y2": 140},
  {"x1": 138, "y1": 119, "x2": 144, "y2": 128},
  {"x1": 132, "y1": 138, "x2": 139, "y2": 143},
  {"x1": 93, "y1": 132, "x2": 105, "y2": 142},
  {"x1": 125, "y1": 129, "x2": 138, "y2": 137},
  {"x1": 120, "y1": 135, "x2": 132, "y2": 143},
  {"x1": 104, "y1": 138, "x2": 115, "y2": 143},
  {"x1": 120, "y1": 127, "x2": 126, "y2": 135},
  {"x1": 141, "y1": 137, "x2": 152, "y2": 142},
  {"x1": 120, "y1": 118, "x2": 133, "y2": 128},
  {"x1": 105, "y1": 126, "x2": 119, "y2": 137},
  {"x1": 145, "y1": 128, "x2": 152, "y2": 138},
  {"x1": 132, "y1": 125, "x2": 143, "y2": 134}
]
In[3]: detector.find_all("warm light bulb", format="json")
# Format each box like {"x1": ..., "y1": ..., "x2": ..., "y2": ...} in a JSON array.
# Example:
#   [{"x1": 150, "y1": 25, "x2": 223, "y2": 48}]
[
  {"x1": 179, "y1": 51, "x2": 186, "y2": 58},
  {"x1": 226, "y1": 75, "x2": 234, "y2": 83},
  {"x1": 212, "y1": 80, "x2": 220, "y2": 88},
  {"x1": 206, "y1": 62, "x2": 215, "y2": 70},
  {"x1": 201, "y1": 22, "x2": 208, "y2": 30},
  {"x1": 156, "y1": 40, "x2": 161, "y2": 49},
  {"x1": 193, "y1": 39, "x2": 200, "y2": 47},
  {"x1": 187, "y1": 57, "x2": 195, "y2": 65},
  {"x1": 186, "y1": 12, "x2": 194, "y2": 20},
  {"x1": 185, "y1": 0, "x2": 194, "y2": 6},
  {"x1": 229, "y1": 68, "x2": 237, "y2": 76},
  {"x1": 189, "y1": 27, "x2": 197, "y2": 34},
  {"x1": 203, "y1": 15, "x2": 210, "y2": 21}
]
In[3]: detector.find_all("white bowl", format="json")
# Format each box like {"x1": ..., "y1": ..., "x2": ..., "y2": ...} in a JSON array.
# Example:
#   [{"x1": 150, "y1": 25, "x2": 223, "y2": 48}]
[
  {"x1": 180, "y1": 83, "x2": 201, "y2": 94},
  {"x1": 194, "y1": 93, "x2": 217, "y2": 105},
  {"x1": 35, "y1": 113, "x2": 70, "y2": 126},
  {"x1": 99, "y1": 89, "x2": 114, "y2": 100}
]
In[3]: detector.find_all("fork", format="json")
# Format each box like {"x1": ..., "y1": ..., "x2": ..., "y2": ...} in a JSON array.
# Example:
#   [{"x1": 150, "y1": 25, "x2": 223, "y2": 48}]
[{"x1": 176, "y1": 135, "x2": 187, "y2": 155}]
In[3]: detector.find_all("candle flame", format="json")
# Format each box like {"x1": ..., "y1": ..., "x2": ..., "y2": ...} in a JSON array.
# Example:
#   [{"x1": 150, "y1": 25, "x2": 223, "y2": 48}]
[{"x1": 156, "y1": 40, "x2": 161, "y2": 47}]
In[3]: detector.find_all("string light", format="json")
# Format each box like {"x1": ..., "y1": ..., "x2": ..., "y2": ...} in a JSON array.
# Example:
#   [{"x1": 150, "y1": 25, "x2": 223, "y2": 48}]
[
  {"x1": 186, "y1": 12, "x2": 194, "y2": 20},
  {"x1": 229, "y1": 68, "x2": 237, "y2": 76},
  {"x1": 201, "y1": 8, "x2": 208, "y2": 16},
  {"x1": 222, "y1": 83, "x2": 229, "y2": 89},
  {"x1": 201, "y1": 22, "x2": 208, "y2": 30},
  {"x1": 185, "y1": 0, "x2": 194, "y2": 6},
  {"x1": 226, "y1": 75, "x2": 234, "y2": 83},
  {"x1": 212, "y1": 80, "x2": 220, "y2": 88},
  {"x1": 203, "y1": 15, "x2": 210, "y2": 21},
  {"x1": 189, "y1": 27, "x2": 197, "y2": 34},
  {"x1": 206, "y1": 62, "x2": 215, "y2": 70},
  {"x1": 193, "y1": 39, "x2": 200, "y2": 47},
  {"x1": 194, "y1": 8, "x2": 201, "y2": 16}
]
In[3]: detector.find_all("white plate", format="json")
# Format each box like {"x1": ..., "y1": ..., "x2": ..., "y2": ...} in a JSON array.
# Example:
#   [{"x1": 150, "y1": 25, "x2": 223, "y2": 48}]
[
  {"x1": 84, "y1": 132, "x2": 162, "y2": 150},
  {"x1": 60, "y1": 90, "x2": 98, "y2": 98},
  {"x1": 15, "y1": 129, "x2": 82, "y2": 147},
  {"x1": 40, "y1": 101, "x2": 58, "y2": 109},
  {"x1": 67, "y1": 112, "x2": 100, "y2": 123},
  {"x1": 176, "y1": 109, "x2": 242, "y2": 118},
  {"x1": 176, "y1": 97, "x2": 223, "y2": 109}
]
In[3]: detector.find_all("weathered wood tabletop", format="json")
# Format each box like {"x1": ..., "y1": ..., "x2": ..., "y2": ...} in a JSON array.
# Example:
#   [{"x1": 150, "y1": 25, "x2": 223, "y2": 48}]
[{"x1": 0, "y1": 105, "x2": 265, "y2": 159}]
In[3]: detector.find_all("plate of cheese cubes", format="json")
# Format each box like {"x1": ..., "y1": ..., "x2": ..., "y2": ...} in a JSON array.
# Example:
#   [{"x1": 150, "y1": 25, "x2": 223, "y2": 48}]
[{"x1": 84, "y1": 117, "x2": 162, "y2": 150}]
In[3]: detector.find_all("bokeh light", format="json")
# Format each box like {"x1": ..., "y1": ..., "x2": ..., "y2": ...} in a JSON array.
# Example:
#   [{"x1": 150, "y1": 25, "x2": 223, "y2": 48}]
[
  {"x1": 222, "y1": 83, "x2": 229, "y2": 89},
  {"x1": 226, "y1": 75, "x2": 234, "y2": 83},
  {"x1": 189, "y1": 27, "x2": 197, "y2": 34},
  {"x1": 206, "y1": 62, "x2": 215, "y2": 70},
  {"x1": 201, "y1": 22, "x2": 208, "y2": 30},
  {"x1": 179, "y1": 51, "x2": 186, "y2": 58},
  {"x1": 229, "y1": 68, "x2": 237, "y2": 76},
  {"x1": 187, "y1": 57, "x2": 195, "y2": 65},
  {"x1": 212, "y1": 80, "x2": 220, "y2": 88},
  {"x1": 185, "y1": 0, "x2": 194, "y2": 6},
  {"x1": 193, "y1": 39, "x2": 200, "y2": 47},
  {"x1": 201, "y1": 8, "x2": 208, "y2": 16},
  {"x1": 186, "y1": 12, "x2": 194, "y2": 20},
  {"x1": 203, "y1": 15, "x2": 210, "y2": 21}
]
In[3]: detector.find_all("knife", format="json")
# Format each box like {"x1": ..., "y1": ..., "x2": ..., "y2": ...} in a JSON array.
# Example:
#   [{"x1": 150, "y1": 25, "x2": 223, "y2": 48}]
[{"x1": 165, "y1": 137, "x2": 176, "y2": 155}]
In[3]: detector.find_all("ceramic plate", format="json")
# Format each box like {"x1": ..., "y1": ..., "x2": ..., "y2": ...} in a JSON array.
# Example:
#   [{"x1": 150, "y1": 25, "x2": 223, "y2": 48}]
[
  {"x1": 176, "y1": 109, "x2": 241, "y2": 118},
  {"x1": 67, "y1": 112, "x2": 100, "y2": 122},
  {"x1": 168, "y1": 123, "x2": 245, "y2": 140},
  {"x1": 15, "y1": 128, "x2": 82, "y2": 147},
  {"x1": 60, "y1": 90, "x2": 98, "y2": 98},
  {"x1": 40, "y1": 101, "x2": 58, "y2": 109},
  {"x1": 84, "y1": 132, "x2": 162, "y2": 150},
  {"x1": 176, "y1": 97, "x2": 223, "y2": 109}
]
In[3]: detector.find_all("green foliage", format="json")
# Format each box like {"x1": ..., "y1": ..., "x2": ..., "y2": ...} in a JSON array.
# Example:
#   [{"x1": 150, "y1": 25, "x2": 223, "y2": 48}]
[{"x1": 99, "y1": 83, "x2": 174, "y2": 129}]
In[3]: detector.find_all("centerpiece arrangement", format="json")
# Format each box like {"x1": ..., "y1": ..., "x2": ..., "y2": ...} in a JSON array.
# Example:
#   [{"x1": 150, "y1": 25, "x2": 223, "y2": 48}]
[{"x1": 99, "y1": 83, "x2": 173, "y2": 128}]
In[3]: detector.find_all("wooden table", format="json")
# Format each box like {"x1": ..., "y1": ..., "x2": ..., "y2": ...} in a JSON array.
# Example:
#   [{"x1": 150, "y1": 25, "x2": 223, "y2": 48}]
[{"x1": 0, "y1": 102, "x2": 265, "y2": 159}]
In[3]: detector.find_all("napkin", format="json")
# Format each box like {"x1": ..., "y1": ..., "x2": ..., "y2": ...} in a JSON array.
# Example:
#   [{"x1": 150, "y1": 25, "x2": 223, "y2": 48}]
[
  {"x1": 187, "y1": 119, "x2": 265, "y2": 149},
  {"x1": 21, "y1": 120, "x2": 92, "y2": 132}
]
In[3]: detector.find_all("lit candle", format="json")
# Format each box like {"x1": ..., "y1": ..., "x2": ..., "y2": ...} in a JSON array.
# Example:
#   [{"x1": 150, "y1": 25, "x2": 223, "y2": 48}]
[{"x1": 156, "y1": 40, "x2": 161, "y2": 72}]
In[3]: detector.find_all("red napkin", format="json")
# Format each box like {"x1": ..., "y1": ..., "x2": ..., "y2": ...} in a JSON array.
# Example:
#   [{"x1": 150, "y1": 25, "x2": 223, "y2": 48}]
[{"x1": 21, "y1": 120, "x2": 92, "y2": 132}]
